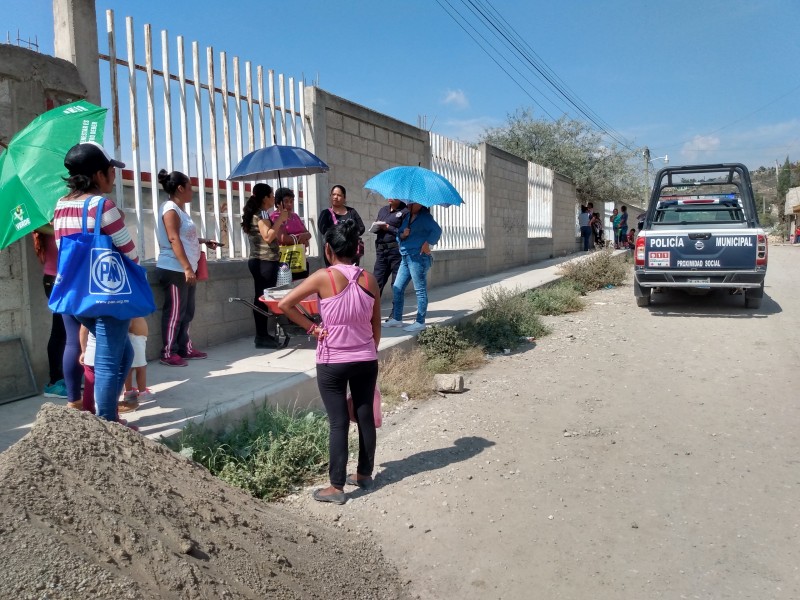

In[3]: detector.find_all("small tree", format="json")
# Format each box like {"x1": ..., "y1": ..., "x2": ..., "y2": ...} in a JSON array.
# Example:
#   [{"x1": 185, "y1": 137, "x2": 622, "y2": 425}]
[{"x1": 481, "y1": 109, "x2": 642, "y2": 207}]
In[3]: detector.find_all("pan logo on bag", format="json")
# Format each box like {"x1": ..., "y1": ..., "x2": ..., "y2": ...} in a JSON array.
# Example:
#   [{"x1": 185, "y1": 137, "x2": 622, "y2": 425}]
[{"x1": 90, "y1": 249, "x2": 131, "y2": 296}]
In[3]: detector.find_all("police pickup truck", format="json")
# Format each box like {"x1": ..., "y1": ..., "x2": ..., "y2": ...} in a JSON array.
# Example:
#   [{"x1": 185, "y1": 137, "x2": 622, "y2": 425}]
[{"x1": 633, "y1": 163, "x2": 767, "y2": 308}]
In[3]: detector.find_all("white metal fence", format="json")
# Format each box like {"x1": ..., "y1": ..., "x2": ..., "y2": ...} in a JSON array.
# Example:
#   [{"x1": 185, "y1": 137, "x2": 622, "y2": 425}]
[
  {"x1": 527, "y1": 163, "x2": 553, "y2": 238},
  {"x1": 429, "y1": 132, "x2": 485, "y2": 250},
  {"x1": 100, "y1": 9, "x2": 313, "y2": 262}
]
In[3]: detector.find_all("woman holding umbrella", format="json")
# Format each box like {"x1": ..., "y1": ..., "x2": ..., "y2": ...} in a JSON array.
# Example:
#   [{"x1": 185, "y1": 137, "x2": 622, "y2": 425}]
[
  {"x1": 241, "y1": 183, "x2": 287, "y2": 349},
  {"x1": 383, "y1": 202, "x2": 442, "y2": 333}
]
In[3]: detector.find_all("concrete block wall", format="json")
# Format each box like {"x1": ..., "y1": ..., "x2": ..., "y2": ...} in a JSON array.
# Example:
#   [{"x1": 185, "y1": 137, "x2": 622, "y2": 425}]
[
  {"x1": 304, "y1": 87, "x2": 428, "y2": 271},
  {"x1": 0, "y1": 45, "x2": 88, "y2": 398},
  {"x1": 552, "y1": 173, "x2": 580, "y2": 256},
  {"x1": 304, "y1": 87, "x2": 581, "y2": 289},
  {"x1": 483, "y1": 144, "x2": 529, "y2": 272}
]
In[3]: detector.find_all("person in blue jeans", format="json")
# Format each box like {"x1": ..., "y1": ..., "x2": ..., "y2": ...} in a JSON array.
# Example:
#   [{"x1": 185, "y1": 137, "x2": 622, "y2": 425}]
[
  {"x1": 578, "y1": 205, "x2": 592, "y2": 251},
  {"x1": 382, "y1": 203, "x2": 442, "y2": 333}
]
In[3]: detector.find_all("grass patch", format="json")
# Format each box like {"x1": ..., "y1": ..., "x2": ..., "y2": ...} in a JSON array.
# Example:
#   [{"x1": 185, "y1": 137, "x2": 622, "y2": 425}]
[
  {"x1": 379, "y1": 325, "x2": 487, "y2": 405},
  {"x1": 558, "y1": 248, "x2": 627, "y2": 292},
  {"x1": 525, "y1": 280, "x2": 585, "y2": 315},
  {"x1": 461, "y1": 285, "x2": 551, "y2": 352},
  {"x1": 164, "y1": 405, "x2": 329, "y2": 501}
]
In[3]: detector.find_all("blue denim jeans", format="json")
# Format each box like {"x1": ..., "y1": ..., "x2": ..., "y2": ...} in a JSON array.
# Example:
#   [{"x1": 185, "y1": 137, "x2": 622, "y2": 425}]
[
  {"x1": 391, "y1": 253, "x2": 432, "y2": 324},
  {"x1": 77, "y1": 316, "x2": 133, "y2": 421}
]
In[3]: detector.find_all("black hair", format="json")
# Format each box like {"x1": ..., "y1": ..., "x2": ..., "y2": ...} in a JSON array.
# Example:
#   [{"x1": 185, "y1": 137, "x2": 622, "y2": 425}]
[
  {"x1": 324, "y1": 219, "x2": 359, "y2": 261},
  {"x1": 330, "y1": 184, "x2": 346, "y2": 198},
  {"x1": 621, "y1": 205, "x2": 627, "y2": 212},
  {"x1": 157, "y1": 169, "x2": 190, "y2": 196},
  {"x1": 241, "y1": 183, "x2": 273, "y2": 234},
  {"x1": 64, "y1": 173, "x2": 98, "y2": 194},
  {"x1": 275, "y1": 187, "x2": 295, "y2": 206}
]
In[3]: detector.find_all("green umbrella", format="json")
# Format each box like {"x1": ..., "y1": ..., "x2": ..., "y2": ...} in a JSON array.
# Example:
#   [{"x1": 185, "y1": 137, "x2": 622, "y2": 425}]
[{"x1": 0, "y1": 99, "x2": 108, "y2": 249}]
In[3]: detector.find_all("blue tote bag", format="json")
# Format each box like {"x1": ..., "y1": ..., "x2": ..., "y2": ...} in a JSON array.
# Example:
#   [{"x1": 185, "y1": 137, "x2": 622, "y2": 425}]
[{"x1": 48, "y1": 196, "x2": 155, "y2": 319}]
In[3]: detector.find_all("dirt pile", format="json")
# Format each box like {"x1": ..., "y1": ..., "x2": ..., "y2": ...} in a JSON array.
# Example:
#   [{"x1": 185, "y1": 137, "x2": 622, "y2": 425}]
[{"x1": 0, "y1": 404, "x2": 408, "y2": 599}]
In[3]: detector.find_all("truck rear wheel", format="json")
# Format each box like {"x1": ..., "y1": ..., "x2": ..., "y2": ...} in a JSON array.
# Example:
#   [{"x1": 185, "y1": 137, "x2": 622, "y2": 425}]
[
  {"x1": 744, "y1": 283, "x2": 764, "y2": 309},
  {"x1": 634, "y1": 280, "x2": 651, "y2": 307}
]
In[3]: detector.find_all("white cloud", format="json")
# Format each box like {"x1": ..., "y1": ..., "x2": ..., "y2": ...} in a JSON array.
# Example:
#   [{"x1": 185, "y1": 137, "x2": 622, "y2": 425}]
[
  {"x1": 441, "y1": 89, "x2": 469, "y2": 110},
  {"x1": 436, "y1": 117, "x2": 502, "y2": 143},
  {"x1": 680, "y1": 135, "x2": 721, "y2": 163}
]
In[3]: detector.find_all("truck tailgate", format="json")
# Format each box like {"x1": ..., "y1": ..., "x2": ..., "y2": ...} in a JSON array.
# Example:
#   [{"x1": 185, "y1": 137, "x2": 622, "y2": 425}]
[{"x1": 644, "y1": 231, "x2": 758, "y2": 270}]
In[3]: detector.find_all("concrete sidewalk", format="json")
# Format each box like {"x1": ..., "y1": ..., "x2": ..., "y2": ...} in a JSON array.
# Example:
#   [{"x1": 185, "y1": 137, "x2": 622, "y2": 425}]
[{"x1": 0, "y1": 254, "x2": 582, "y2": 452}]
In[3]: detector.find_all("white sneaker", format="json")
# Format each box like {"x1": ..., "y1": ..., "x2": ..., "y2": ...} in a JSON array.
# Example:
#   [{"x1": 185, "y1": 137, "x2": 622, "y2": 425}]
[
  {"x1": 403, "y1": 322, "x2": 426, "y2": 333},
  {"x1": 382, "y1": 318, "x2": 404, "y2": 328}
]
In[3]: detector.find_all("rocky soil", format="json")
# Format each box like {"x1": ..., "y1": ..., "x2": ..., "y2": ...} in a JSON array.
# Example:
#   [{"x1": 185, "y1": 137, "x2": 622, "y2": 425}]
[
  {"x1": 287, "y1": 255, "x2": 799, "y2": 599},
  {"x1": 0, "y1": 404, "x2": 408, "y2": 600}
]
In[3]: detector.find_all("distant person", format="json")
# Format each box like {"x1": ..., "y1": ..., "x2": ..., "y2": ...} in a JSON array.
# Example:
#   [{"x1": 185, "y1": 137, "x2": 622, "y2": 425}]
[
  {"x1": 155, "y1": 169, "x2": 219, "y2": 366},
  {"x1": 578, "y1": 205, "x2": 591, "y2": 251},
  {"x1": 53, "y1": 142, "x2": 138, "y2": 423},
  {"x1": 33, "y1": 226, "x2": 67, "y2": 399},
  {"x1": 278, "y1": 219, "x2": 381, "y2": 505},
  {"x1": 372, "y1": 198, "x2": 408, "y2": 298},
  {"x1": 271, "y1": 187, "x2": 312, "y2": 280},
  {"x1": 627, "y1": 226, "x2": 636, "y2": 248},
  {"x1": 241, "y1": 183, "x2": 286, "y2": 349},
  {"x1": 619, "y1": 205, "x2": 629, "y2": 247},
  {"x1": 318, "y1": 185, "x2": 365, "y2": 266},
  {"x1": 590, "y1": 212, "x2": 604, "y2": 249},
  {"x1": 383, "y1": 203, "x2": 442, "y2": 333},
  {"x1": 611, "y1": 207, "x2": 621, "y2": 249}
]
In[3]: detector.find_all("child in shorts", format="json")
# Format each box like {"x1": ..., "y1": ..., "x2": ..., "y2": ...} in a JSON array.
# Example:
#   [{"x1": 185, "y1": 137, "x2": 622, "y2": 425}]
[{"x1": 119, "y1": 317, "x2": 154, "y2": 413}]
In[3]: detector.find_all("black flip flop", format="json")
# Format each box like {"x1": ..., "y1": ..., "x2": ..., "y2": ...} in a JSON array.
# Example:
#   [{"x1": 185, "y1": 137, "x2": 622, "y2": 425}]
[{"x1": 312, "y1": 488, "x2": 346, "y2": 505}]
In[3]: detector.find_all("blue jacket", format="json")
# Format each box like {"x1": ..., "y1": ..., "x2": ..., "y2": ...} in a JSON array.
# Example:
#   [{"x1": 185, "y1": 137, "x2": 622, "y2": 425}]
[{"x1": 397, "y1": 210, "x2": 442, "y2": 256}]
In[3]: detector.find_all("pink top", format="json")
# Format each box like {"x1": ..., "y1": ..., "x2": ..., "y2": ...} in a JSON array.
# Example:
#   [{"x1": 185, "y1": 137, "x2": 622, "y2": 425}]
[
  {"x1": 270, "y1": 211, "x2": 307, "y2": 237},
  {"x1": 42, "y1": 232, "x2": 58, "y2": 276},
  {"x1": 316, "y1": 264, "x2": 377, "y2": 364}
]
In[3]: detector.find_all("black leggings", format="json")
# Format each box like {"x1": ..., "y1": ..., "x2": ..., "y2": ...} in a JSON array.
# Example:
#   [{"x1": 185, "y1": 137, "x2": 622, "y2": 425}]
[
  {"x1": 316, "y1": 360, "x2": 379, "y2": 488},
  {"x1": 247, "y1": 258, "x2": 279, "y2": 338},
  {"x1": 43, "y1": 275, "x2": 66, "y2": 384}
]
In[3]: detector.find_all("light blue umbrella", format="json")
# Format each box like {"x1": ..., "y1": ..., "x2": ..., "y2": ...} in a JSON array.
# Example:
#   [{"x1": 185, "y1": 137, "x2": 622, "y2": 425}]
[
  {"x1": 363, "y1": 166, "x2": 464, "y2": 208},
  {"x1": 227, "y1": 144, "x2": 328, "y2": 184}
]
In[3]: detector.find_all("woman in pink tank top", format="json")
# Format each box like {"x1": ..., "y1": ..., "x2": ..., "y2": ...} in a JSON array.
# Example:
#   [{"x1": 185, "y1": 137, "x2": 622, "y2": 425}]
[{"x1": 279, "y1": 219, "x2": 381, "y2": 505}]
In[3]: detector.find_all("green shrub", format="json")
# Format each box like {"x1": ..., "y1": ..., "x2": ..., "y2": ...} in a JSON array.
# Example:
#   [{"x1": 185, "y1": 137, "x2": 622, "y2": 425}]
[
  {"x1": 416, "y1": 325, "x2": 472, "y2": 362},
  {"x1": 461, "y1": 285, "x2": 550, "y2": 352},
  {"x1": 165, "y1": 406, "x2": 329, "y2": 501},
  {"x1": 526, "y1": 280, "x2": 584, "y2": 315},
  {"x1": 559, "y1": 248, "x2": 627, "y2": 291}
]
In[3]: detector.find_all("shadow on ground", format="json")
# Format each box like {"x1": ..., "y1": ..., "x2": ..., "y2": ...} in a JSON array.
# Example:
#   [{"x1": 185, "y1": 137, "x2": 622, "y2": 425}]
[{"x1": 369, "y1": 436, "x2": 495, "y2": 492}]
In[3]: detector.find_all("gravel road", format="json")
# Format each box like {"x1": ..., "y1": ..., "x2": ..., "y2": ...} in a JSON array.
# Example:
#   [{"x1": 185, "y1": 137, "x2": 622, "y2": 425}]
[{"x1": 290, "y1": 245, "x2": 799, "y2": 599}]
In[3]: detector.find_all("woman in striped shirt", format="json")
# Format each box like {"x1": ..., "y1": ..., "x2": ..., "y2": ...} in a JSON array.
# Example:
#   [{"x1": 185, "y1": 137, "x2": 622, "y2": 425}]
[{"x1": 53, "y1": 142, "x2": 138, "y2": 424}]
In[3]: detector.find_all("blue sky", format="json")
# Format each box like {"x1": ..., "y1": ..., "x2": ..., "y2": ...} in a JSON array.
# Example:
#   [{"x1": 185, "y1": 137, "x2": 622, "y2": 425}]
[{"x1": 6, "y1": 0, "x2": 800, "y2": 169}]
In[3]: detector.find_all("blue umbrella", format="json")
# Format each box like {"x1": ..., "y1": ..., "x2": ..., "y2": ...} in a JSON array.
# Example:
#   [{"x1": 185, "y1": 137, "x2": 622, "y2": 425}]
[
  {"x1": 227, "y1": 144, "x2": 329, "y2": 184},
  {"x1": 363, "y1": 166, "x2": 464, "y2": 208}
]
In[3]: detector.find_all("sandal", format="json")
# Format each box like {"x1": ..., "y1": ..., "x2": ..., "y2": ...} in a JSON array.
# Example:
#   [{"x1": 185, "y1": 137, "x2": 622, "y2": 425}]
[
  {"x1": 312, "y1": 488, "x2": 346, "y2": 505},
  {"x1": 345, "y1": 474, "x2": 374, "y2": 490}
]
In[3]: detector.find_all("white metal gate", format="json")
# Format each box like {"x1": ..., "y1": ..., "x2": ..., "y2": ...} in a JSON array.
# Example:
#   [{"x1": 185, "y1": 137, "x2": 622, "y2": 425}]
[{"x1": 100, "y1": 10, "x2": 314, "y2": 262}]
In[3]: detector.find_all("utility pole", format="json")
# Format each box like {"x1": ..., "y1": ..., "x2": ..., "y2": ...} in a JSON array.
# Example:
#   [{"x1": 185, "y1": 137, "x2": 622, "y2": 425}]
[{"x1": 643, "y1": 147, "x2": 651, "y2": 205}]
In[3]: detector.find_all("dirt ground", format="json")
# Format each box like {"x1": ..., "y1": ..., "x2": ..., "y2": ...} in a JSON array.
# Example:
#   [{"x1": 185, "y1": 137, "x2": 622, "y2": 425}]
[
  {"x1": 0, "y1": 404, "x2": 408, "y2": 599},
  {"x1": 2, "y1": 248, "x2": 797, "y2": 599},
  {"x1": 287, "y1": 247, "x2": 799, "y2": 599}
]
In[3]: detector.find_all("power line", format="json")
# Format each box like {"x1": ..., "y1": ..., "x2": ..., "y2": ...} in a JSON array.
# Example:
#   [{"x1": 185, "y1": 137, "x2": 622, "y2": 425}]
[
  {"x1": 436, "y1": 0, "x2": 636, "y2": 151},
  {"x1": 433, "y1": 0, "x2": 560, "y2": 121}
]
